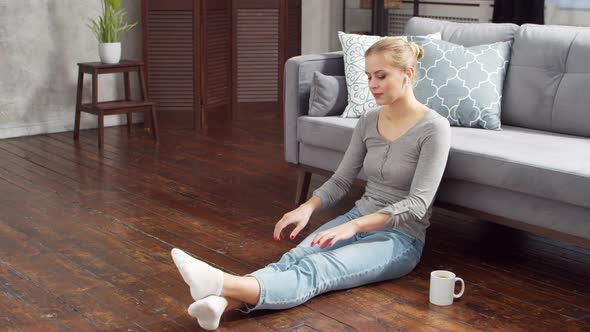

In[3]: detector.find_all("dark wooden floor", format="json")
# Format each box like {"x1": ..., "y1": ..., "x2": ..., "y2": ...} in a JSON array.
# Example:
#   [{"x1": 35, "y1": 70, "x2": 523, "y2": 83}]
[{"x1": 1, "y1": 114, "x2": 589, "y2": 332}]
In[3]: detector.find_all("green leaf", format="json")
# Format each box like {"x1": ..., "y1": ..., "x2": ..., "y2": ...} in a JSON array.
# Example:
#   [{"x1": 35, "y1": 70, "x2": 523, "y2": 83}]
[
  {"x1": 87, "y1": 0, "x2": 136, "y2": 43},
  {"x1": 106, "y1": 0, "x2": 120, "y2": 10}
]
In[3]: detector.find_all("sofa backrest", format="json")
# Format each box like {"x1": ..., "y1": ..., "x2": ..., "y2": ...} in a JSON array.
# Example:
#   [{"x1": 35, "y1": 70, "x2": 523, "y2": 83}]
[
  {"x1": 502, "y1": 24, "x2": 590, "y2": 137},
  {"x1": 404, "y1": 17, "x2": 518, "y2": 47},
  {"x1": 405, "y1": 17, "x2": 590, "y2": 138}
]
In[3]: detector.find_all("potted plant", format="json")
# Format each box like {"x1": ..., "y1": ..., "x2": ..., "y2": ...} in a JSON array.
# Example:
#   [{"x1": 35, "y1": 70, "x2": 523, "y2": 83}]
[{"x1": 87, "y1": 0, "x2": 137, "y2": 64}]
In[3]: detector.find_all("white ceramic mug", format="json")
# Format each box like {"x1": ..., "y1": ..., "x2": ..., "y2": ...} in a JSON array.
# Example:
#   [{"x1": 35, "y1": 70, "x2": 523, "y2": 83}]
[{"x1": 429, "y1": 270, "x2": 465, "y2": 306}]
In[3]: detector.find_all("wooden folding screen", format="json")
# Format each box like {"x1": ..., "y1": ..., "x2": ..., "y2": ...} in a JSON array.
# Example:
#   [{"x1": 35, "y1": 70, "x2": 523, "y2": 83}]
[
  {"x1": 202, "y1": 0, "x2": 232, "y2": 126},
  {"x1": 286, "y1": 0, "x2": 302, "y2": 61},
  {"x1": 143, "y1": 0, "x2": 300, "y2": 129},
  {"x1": 143, "y1": 0, "x2": 200, "y2": 129},
  {"x1": 232, "y1": 0, "x2": 301, "y2": 119}
]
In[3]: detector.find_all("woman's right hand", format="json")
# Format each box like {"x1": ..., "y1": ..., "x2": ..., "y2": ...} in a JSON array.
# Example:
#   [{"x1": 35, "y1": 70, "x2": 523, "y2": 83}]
[{"x1": 273, "y1": 203, "x2": 314, "y2": 241}]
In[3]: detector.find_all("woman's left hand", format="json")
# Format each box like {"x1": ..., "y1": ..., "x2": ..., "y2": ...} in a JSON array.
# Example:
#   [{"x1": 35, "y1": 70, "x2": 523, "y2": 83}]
[{"x1": 311, "y1": 221, "x2": 361, "y2": 249}]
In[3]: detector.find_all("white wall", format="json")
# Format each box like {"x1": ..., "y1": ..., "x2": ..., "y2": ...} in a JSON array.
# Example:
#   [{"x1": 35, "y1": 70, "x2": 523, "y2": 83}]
[
  {"x1": 545, "y1": 4, "x2": 590, "y2": 26},
  {"x1": 0, "y1": 0, "x2": 142, "y2": 139},
  {"x1": 301, "y1": 0, "x2": 344, "y2": 54}
]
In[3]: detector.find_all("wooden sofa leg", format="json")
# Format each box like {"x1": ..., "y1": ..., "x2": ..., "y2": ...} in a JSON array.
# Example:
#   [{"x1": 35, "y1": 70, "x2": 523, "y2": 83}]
[{"x1": 295, "y1": 169, "x2": 311, "y2": 206}]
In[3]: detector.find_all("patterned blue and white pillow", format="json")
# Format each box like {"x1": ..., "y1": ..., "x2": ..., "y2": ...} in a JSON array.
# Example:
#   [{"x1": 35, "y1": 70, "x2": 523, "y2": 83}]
[
  {"x1": 338, "y1": 31, "x2": 441, "y2": 118},
  {"x1": 409, "y1": 36, "x2": 513, "y2": 130}
]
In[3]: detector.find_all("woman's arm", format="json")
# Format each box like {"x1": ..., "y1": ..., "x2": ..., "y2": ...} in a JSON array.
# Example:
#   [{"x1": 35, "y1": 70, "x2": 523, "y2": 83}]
[
  {"x1": 298, "y1": 195, "x2": 323, "y2": 216},
  {"x1": 275, "y1": 115, "x2": 370, "y2": 243},
  {"x1": 350, "y1": 212, "x2": 390, "y2": 231},
  {"x1": 273, "y1": 195, "x2": 323, "y2": 241},
  {"x1": 310, "y1": 212, "x2": 391, "y2": 248},
  {"x1": 312, "y1": 113, "x2": 369, "y2": 210},
  {"x1": 280, "y1": 112, "x2": 370, "y2": 241}
]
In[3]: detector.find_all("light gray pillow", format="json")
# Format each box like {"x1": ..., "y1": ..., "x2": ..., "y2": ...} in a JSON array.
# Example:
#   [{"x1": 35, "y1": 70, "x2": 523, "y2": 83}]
[
  {"x1": 409, "y1": 36, "x2": 513, "y2": 130},
  {"x1": 308, "y1": 71, "x2": 348, "y2": 117}
]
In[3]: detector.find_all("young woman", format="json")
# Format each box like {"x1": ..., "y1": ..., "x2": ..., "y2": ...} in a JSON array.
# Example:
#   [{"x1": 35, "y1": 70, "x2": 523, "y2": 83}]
[{"x1": 171, "y1": 37, "x2": 451, "y2": 330}]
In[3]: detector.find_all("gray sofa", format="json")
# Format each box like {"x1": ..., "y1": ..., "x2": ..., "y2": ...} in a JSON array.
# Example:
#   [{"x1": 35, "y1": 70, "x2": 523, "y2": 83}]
[{"x1": 284, "y1": 17, "x2": 590, "y2": 246}]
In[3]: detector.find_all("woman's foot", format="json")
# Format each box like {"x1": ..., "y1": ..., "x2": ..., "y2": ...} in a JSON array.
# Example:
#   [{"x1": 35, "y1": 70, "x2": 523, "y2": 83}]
[
  {"x1": 171, "y1": 248, "x2": 224, "y2": 301},
  {"x1": 188, "y1": 296, "x2": 228, "y2": 331}
]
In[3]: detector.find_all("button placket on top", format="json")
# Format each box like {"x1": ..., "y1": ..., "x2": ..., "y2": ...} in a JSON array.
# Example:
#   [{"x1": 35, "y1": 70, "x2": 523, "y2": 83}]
[{"x1": 379, "y1": 143, "x2": 391, "y2": 180}]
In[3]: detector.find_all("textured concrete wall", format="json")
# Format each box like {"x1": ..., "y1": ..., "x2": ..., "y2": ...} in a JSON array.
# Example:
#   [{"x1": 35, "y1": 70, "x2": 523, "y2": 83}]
[
  {"x1": 0, "y1": 0, "x2": 142, "y2": 139},
  {"x1": 301, "y1": 0, "x2": 343, "y2": 55}
]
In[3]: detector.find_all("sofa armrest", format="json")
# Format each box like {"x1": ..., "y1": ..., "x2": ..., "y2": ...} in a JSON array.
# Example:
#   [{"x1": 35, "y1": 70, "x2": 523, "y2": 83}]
[{"x1": 284, "y1": 51, "x2": 344, "y2": 164}]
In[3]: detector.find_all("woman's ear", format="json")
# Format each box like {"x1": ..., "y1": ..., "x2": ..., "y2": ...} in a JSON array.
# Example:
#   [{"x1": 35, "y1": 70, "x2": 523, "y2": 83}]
[{"x1": 405, "y1": 67, "x2": 416, "y2": 84}]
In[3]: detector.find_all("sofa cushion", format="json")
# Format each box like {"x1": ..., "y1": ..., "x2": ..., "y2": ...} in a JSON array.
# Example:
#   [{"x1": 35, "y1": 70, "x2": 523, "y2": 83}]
[
  {"x1": 308, "y1": 71, "x2": 348, "y2": 117},
  {"x1": 297, "y1": 116, "x2": 358, "y2": 152},
  {"x1": 297, "y1": 116, "x2": 590, "y2": 209},
  {"x1": 501, "y1": 24, "x2": 590, "y2": 138},
  {"x1": 447, "y1": 126, "x2": 590, "y2": 209},
  {"x1": 409, "y1": 36, "x2": 512, "y2": 130}
]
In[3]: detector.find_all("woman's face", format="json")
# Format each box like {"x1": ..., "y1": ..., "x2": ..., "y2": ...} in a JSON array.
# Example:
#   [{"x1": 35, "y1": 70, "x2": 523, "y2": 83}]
[{"x1": 365, "y1": 52, "x2": 407, "y2": 105}]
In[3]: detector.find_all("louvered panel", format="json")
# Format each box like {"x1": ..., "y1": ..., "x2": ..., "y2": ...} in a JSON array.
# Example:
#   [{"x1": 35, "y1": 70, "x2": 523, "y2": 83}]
[
  {"x1": 204, "y1": 10, "x2": 231, "y2": 107},
  {"x1": 236, "y1": 9, "x2": 280, "y2": 103},
  {"x1": 150, "y1": 93, "x2": 194, "y2": 98},
  {"x1": 148, "y1": 71, "x2": 193, "y2": 76},
  {"x1": 146, "y1": 10, "x2": 194, "y2": 114}
]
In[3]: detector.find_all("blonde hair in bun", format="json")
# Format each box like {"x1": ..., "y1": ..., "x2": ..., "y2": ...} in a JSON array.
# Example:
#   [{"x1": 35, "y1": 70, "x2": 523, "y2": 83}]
[
  {"x1": 407, "y1": 41, "x2": 424, "y2": 61},
  {"x1": 365, "y1": 37, "x2": 425, "y2": 82}
]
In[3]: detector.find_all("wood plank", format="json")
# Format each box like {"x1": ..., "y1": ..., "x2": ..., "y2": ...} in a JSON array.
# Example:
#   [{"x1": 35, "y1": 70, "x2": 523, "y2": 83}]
[
  {"x1": 0, "y1": 190, "x2": 189, "y2": 330},
  {"x1": 0, "y1": 263, "x2": 102, "y2": 332}
]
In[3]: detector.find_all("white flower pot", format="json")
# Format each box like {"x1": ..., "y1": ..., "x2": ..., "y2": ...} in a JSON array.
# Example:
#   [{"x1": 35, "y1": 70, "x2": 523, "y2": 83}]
[{"x1": 98, "y1": 42, "x2": 121, "y2": 64}]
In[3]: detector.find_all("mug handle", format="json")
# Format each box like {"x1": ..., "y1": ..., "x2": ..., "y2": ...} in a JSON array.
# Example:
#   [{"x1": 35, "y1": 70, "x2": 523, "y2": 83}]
[{"x1": 454, "y1": 277, "x2": 465, "y2": 299}]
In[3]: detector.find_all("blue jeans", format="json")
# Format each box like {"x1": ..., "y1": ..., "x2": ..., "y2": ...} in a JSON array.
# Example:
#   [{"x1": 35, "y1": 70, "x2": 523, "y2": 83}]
[{"x1": 239, "y1": 207, "x2": 423, "y2": 313}]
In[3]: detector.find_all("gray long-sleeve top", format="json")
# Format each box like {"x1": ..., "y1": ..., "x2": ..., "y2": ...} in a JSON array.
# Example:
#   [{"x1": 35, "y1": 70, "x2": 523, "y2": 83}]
[{"x1": 313, "y1": 108, "x2": 451, "y2": 244}]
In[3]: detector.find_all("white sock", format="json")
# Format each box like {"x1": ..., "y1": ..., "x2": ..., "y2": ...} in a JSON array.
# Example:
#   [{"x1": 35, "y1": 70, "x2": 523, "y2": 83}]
[
  {"x1": 171, "y1": 248, "x2": 224, "y2": 301},
  {"x1": 188, "y1": 296, "x2": 228, "y2": 331}
]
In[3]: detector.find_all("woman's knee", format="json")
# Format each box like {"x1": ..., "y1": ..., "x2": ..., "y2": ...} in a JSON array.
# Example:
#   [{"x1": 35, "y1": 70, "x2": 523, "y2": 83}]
[
  {"x1": 384, "y1": 244, "x2": 422, "y2": 278},
  {"x1": 270, "y1": 245, "x2": 314, "y2": 271}
]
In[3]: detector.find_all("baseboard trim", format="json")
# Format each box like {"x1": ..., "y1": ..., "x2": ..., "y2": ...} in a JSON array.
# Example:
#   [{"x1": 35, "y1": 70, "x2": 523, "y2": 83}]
[{"x1": 0, "y1": 113, "x2": 144, "y2": 139}]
